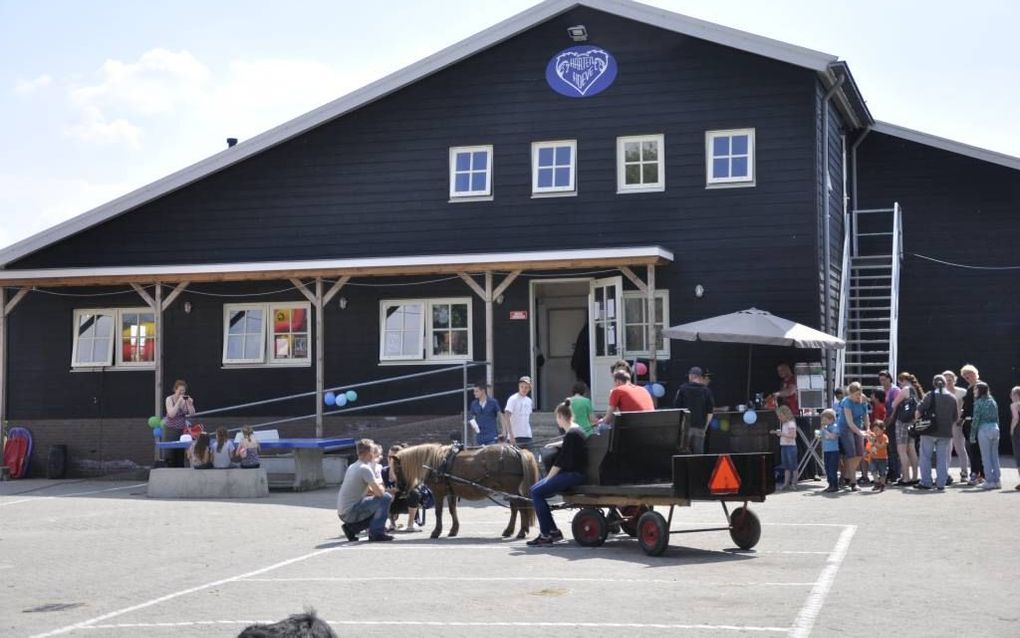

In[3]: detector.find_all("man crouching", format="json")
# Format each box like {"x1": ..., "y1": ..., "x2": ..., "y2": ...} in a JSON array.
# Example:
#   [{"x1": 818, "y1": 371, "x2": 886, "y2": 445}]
[{"x1": 337, "y1": 438, "x2": 394, "y2": 542}]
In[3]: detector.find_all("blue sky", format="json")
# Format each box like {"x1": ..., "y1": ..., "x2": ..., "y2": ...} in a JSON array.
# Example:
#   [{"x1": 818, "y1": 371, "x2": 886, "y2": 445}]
[{"x1": 1, "y1": 0, "x2": 1017, "y2": 251}]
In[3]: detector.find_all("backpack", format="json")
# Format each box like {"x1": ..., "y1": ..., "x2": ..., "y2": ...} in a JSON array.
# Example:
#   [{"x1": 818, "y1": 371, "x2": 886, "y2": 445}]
[{"x1": 895, "y1": 390, "x2": 917, "y2": 423}]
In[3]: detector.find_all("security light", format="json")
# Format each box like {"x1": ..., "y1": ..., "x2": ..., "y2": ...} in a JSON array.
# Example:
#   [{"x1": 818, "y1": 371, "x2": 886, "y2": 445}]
[{"x1": 567, "y1": 25, "x2": 588, "y2": 42}]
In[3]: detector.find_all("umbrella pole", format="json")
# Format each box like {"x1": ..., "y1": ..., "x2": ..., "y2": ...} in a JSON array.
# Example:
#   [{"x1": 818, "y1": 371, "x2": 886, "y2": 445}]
[{"x1": 746, "y1": 344, "x2": 752, "y2": 401}]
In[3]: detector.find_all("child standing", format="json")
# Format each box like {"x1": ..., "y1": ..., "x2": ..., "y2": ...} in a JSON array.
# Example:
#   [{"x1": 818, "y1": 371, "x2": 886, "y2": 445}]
[
  {"x1": 866, "y1": 422, "x2": 889, "y2": 492},
  {"x1": 771, "y1": 405, "x2": 799, "y2": 490},
  {"x1": 819, "y1": 409, "x2": 840, "y2": 493}
]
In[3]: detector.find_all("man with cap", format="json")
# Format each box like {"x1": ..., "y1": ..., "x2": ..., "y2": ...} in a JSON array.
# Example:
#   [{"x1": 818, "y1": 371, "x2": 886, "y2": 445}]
[
  {"x1": 673, "y1": 366, "x2": 715, "y2": 454},
  {"x1": 503, "y1": 376, "x2": 534, "y2": 446}
]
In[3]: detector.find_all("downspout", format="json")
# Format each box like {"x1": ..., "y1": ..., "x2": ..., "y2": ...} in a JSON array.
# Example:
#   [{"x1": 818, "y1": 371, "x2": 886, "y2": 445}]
[
  {"x1": 821, "y1": 73, "x2": 844, "y2": 404},
  {"x1": 850, "y1": 126, "x2": 872, "y2": 214}
]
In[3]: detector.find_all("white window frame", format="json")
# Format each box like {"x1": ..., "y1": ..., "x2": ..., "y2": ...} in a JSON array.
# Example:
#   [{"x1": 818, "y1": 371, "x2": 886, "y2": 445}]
[
  {"x1": 622, "y1": 291, "x2": 670, "y2": 358},
  {"x1": 531, "y1": 140, "x2": 577, "y2": 196},
  {"x1": 379, "y1": 297, "x2": 473, "y2": 363},
  {"x1": 222, "y1": 302, "x2": 312, "y2": 367},
  {"x1": 617, "y1": 134, "x2": 665, "y2": 194},
  {"x1": 71, "y1": 307, "x2": 156, "y2": 370},
  {"x1": 449, "y1": 145, "x2": 493, "y2": 201},
  {"x1": 706, "y1": 128, "x2": 755, "y2": 188}
]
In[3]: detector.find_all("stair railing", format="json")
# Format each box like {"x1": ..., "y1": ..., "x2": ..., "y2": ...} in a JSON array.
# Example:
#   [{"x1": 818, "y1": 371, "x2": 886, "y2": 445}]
[{"x1": 889, "y1": 202, "x2": 903, "y2": 375}]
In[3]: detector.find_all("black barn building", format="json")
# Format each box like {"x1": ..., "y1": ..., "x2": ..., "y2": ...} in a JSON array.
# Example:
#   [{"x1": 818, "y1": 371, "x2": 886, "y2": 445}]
[{"x1": 1, "y1": 0, "x2": 1016, "y2": 474}]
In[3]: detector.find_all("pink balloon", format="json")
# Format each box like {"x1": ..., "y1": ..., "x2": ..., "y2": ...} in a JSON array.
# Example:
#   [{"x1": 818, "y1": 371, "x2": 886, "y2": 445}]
[{"x1": 635, "y1": 362, "x2": 648, "y2": 376}]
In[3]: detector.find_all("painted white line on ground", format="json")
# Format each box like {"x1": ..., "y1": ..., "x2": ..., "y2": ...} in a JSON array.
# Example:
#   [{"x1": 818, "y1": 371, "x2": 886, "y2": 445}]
[
  {"x1": 29, "y1": 546, "x2": 342, "y2": 638},
  {"x1": 0, "y1": 483, "x2": 146, "y2": 506},
  {"x1": 80, "y1": 620, "x2": 791, "y2": 632},
  {"x1": 238, "y1": 576, "x2": 814, "y2": 586},
  {"x1": 787, "y1": 524, "x2": 857, "y2": 638}
]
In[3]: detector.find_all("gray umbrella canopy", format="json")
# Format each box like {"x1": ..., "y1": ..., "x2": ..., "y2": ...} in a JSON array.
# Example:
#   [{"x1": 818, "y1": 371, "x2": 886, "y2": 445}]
[{"x1": 663, "y1": 308, "x2": 845, "y2": 349}]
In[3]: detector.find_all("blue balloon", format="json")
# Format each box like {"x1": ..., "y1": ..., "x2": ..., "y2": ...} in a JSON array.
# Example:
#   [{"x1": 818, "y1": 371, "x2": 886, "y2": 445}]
[
  {"x1": 651, "y1": 383, "x2": 665, "y2": 398},
  {"x1": 345, "y1": 390, "x2": 358, "y2": 403},
  {"x1": 743, "y1": 409, "x2": 758, "y2": 425},
  {"x1": 152, "y1": 427, "x2": 163, "y2": 438},
  {"x1": 645, "y1": 384, "x2": 655, "y2": 396},
  {"x1": 335, "y1": 394, "x2": 348, "y2": 408},
  {"x1": 709, "y1": 417, "x2": 721, "y2": 430},
  {"x1": 324, "y1": 391, "x2": 336, "y2": 406}
]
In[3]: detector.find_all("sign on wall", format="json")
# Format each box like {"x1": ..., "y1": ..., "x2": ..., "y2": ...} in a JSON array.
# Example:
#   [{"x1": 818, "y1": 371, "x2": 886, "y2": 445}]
[
  {"x1": 509, "y1": 310, "x2": 529, "y2": 320},
  {"x1": 545, "y1": 45, "x2": 618, "y2": 98}
]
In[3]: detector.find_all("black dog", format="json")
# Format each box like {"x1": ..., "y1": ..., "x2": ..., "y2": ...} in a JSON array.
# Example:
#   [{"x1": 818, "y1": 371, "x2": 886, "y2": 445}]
[{"x1": 238, "y1": 610, "x2": 336, "y2": 638}]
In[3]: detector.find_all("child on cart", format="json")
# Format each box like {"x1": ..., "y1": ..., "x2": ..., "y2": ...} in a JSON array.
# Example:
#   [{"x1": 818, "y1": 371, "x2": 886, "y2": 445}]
[{"x1": 527, "y1": 400, "x2": 588, "y2": 547}]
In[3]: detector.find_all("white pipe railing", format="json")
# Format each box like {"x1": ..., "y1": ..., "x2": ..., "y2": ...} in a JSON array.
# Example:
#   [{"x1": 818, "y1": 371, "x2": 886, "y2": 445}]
[
  {"x1": 834, "y1": 216, "x2": 852, "y2": 392},
  {"x1": 889, "y1": 202, "x2": 903, "y2": 375}
]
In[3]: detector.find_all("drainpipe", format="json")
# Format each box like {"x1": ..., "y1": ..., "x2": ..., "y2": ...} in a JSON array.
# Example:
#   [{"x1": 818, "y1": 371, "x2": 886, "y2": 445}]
[
  {"x1": 849, "y1": 126, "x2": 872, "y2": 215},
  {"x1": 821, "y1": 73, "x2": 844, "y2": 403}
]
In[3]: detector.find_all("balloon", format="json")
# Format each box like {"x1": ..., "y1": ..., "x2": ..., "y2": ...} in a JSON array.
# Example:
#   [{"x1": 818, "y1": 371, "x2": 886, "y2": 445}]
[
  {"x1": 324, "y1": 391, "x2": 336, "y2": 406},
  {"x1": 743, "y1": 410, "x2": 758, "y2": 425},
  {"x1": 651, "y1": 383, "x2": 665, "y2": 398},
  {"x1": 345, "y1": 390, "x2": 358, "y2": 403},
  {"x1": 720, "y1": 418, "x2": 731, "y2": 433},
  {"x1": 635, "y1": 362, "x2": 648, "y2": 376},
  {"x1": 152, "y1": 427, "x2": 163, "y2": 438},
  {"x1": 335, "y1": 394, "x2": 348, "y2": 408},
  {"x1": 645, "y1": 384, "x2": 655, "y2": 396},
  {"x1": 709, "y1": 417, "x2": 721, "y2": 430},
  {"x1": 147, "y1": 416, "x2": 162, "y2": 429}
]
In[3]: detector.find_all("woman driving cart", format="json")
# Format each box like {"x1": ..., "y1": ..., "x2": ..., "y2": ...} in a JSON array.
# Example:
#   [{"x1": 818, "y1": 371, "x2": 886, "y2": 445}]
[{"x1": 527, "y1": 400, "x2": 589, "y2": 547}]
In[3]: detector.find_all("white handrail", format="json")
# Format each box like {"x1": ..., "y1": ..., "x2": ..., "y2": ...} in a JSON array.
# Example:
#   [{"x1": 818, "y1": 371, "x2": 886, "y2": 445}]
[
  {"x1": 835, "y1": 217, "x2": 852, "y2": 392},
  {"x1": 889, "y1": 202, "x2": 903, "y2": 374}
]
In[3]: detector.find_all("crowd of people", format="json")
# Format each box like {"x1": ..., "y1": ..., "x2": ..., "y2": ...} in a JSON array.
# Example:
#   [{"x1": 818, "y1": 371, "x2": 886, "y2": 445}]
[{"x1": 814, "y1": 365, "x2": 1017, "y2": 494}]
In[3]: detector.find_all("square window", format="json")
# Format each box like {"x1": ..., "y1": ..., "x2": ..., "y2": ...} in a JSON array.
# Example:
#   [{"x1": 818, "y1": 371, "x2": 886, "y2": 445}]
[
  {"x1": 269, "y1": 305, "x2": 311, "y2": 363},
  {"x1": 617, "y1": 135, "x2": 664, "y2": 193},
  {"x1": 531, "y1": 140, "x2": 576, "y2": 195},
  {"x1": 450, "y1": 145, "x2": 492, "y2": 199},
  {"x1": 706, "y1": 129, "x2": 755, "y2": 187},
  {"x1": 622, "y1": 292, "x2": 670, "y2": 358},
  {"x1": 381, "y1": 298, "x2": 472, "y2": 362}
]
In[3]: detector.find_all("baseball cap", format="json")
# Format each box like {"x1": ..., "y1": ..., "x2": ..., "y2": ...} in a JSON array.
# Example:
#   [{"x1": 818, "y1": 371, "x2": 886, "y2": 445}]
[
  {"x1": 688, "y1": 366, "x2": 703, "y2": 376},
  {"x1": 518, "y1": 376, "x2": 532, "y2": 385}
]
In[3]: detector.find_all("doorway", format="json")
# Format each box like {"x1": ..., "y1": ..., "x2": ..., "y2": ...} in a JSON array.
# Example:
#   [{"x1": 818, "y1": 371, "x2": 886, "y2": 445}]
[{"x1": 531, "y1": 280, "x2": 589, "y2": 410}]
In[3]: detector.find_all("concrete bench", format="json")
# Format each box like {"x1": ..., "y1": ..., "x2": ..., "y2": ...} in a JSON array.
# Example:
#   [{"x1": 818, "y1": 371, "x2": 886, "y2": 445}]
[{"x1": 147, "y1": 467, "x2": 269, "y2": 499}]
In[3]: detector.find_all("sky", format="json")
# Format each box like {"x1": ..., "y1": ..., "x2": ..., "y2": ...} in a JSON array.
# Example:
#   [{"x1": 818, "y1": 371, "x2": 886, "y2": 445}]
[{"x1": 1, "y1": 0, "x2": 1018, "y2": 252}]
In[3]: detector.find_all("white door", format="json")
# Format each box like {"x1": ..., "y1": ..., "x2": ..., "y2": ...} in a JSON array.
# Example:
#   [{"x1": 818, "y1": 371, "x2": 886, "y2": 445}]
[{"x1": 589, "y1": 276, "x2": 623, "y2": 411}]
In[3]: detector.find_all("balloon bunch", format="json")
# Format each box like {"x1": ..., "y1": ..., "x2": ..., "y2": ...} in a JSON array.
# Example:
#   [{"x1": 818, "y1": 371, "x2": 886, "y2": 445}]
[
  {"x1": 147, "y1": 415, "x2": 164, "y2": 439},
  {"x1": 325, "y1": 390, "x2": 359, "y2": 408},
  {"x1": 644, "y1": 383, "x2": 666, "y2": 398}
]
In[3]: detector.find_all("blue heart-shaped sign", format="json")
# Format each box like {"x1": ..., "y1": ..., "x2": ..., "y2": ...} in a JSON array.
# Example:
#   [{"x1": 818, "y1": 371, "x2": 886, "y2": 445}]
[{"x1": 546, "y1": 45, "x2": 618, "y2": 98}]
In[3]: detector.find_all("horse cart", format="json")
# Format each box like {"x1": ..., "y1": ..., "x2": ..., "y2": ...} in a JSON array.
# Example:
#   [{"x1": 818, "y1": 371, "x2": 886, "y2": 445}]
[{"x1": 553, "y1": 409, "x2": 775, "y2": 556}]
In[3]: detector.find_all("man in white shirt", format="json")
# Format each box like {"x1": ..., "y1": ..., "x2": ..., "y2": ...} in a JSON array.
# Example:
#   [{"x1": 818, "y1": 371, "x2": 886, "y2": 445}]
[
  {"x1": 337, "y1": 438, "x2": 394, "y2": 542},
  {"x1": 503, "y1": 376, "x2": 534, "y2": 446}
]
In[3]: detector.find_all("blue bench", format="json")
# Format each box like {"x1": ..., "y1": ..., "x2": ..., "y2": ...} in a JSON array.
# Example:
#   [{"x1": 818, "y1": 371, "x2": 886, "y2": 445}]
[{"x1": 156, "y1": 437, "x2": 355, "y2": 491}]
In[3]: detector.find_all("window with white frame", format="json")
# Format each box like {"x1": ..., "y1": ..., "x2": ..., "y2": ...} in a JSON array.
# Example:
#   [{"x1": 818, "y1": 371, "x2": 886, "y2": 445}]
[
  {"x1": 449, "y1": 145, "x2": 493, "y2": 199},
  {"x1": 617, "y1": 134, "x2": 664, "y2": 193},
  {"x1": 380, "y1": 298, "x2": 471, "y2": 362},
  {"x1": 622, "y1": 291, "x2": 670, "y2": 357},
  {"x1": 223, "y1": 302, "x2": 311, "y2": 366},
  {"x1": 72, "y1": 308, "x2": 156, "y2": 369},
  {"x1": 532, "y1": 140, "x2": 576, "y2": 195},
  {"x1": 706, "y1": 128, "x2": 755, "y2": 187}
]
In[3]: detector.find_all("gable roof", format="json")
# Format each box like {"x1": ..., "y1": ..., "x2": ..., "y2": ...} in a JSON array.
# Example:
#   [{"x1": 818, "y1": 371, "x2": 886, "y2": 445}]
[
  {"x1": 0, "y1": 0, "x2": 863, "y2": 269},
  {"x1": 872, "y1": 121, "x2": 1020, "y2": 172}
]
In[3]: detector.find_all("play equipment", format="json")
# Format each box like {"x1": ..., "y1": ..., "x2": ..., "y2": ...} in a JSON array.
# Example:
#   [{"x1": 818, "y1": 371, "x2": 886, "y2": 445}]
[{"x1": 3, "y1": 427, "x2": 34, "y2": 479}]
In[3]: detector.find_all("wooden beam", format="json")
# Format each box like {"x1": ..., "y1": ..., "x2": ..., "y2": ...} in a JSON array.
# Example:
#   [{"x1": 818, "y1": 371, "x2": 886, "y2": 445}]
[
  {"x1": 0, "y1": 288, "x2": 6, "y2": 431},
  {"x1": 289, "y1": 278, "x2": 317, "y2": 305},
  {"x1": 154, "y1": 283, "x2": 164, "y2": 462},
  {"x1": 620, "y1": 266, "x2": 648, "y2": 294},
  {"x1": 458, "y1": 273, "x2": 487, "y2": 301},
  {"x1": 161, "y1": 282, "x2": 190, "y2": 311},
  {"x1": 646, "y1": 265, "x2": 657, "y2": 385},
  {"x1": 4, "y1": 287, "x2": 31, "y2": 315},
  {"x1": 131, "y1": 283, "x2": 157, "y2": 311},
  {"x1": 322, "y1": 276, "x2": 350, "y2": 306},
  {"x1": 314, "y1": 278, "x2": 324, "y2": 437},
  {"x1": 484, "y1": 272, "x2": 494, "y2": 388},
  {"x1": 492, "y1": 270, "x2": 522, "y2": 300}
]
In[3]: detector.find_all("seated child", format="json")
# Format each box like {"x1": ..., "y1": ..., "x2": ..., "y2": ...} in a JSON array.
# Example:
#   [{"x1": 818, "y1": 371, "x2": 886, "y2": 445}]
[
  {"x1": 211, "y1": 427, "x2": 236, "y2": 469},
  {"x1": 383, "y1": 444, "x2": 421, "y2": 533},
  {"x1": 819, "y1": 409, "x2": 840, "y2": 493},
  {"x1": 236, "y1": 425, "x2": 261, "y2": 469},
  {"x1": 866, "y1": 422, "x2": 889, "y2": 492},
  {"x1": 188, "y1": 432, "x2": 213, "y2": 469}
]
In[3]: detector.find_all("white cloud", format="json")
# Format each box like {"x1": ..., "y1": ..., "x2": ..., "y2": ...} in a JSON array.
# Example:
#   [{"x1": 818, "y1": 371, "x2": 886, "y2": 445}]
[
  {"x1": 64, "y1": 105, "x2": 143, "y2": 147},
  {"x1": 13, "y1": 74, "x2": 52, "y2": 95}
]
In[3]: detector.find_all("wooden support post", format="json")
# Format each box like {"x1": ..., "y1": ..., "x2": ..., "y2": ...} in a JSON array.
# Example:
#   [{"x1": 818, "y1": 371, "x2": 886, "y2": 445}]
[
  {"x1": 0, "y1": 287, "x2": 31, "y2": 439},
  {"x1": 154, "y1": 284, "x2": 163, "y2": 461},
  {"x1": 646, "y1": 265, "x2": 657, "y2": 384},
  {"x1": 485, "y1": 272, "x2": 494, "y2": 388},
  {"x1": 315, "y1": 277, "x2": 324, "y2": 437}
]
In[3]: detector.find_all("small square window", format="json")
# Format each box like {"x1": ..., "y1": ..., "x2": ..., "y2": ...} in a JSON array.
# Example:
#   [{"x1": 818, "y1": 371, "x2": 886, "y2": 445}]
[
  {"x1": 617, "y1": 134, "x2": 665, "y2": 193},
  {"x1": 449, "y1": 145, "x2": 493, "y2": 199},
  {"x1": 706, "y1": 129, "x2": 755, "y2": 188},
  {"x1": 72, "y1": 307, "x2": 157, "y2": 370},
  {"x1": 531, "y1": 140, "x2": 576, "y2": 196},
  {"x1": 380, "y1": 298, "x2": 472, "y2": 362}
]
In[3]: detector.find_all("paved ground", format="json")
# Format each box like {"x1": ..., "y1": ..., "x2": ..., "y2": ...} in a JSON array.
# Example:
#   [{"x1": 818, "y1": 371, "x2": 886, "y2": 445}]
[{"x1": 1, "y1": 463, "x2": 1018, "y2": 638}]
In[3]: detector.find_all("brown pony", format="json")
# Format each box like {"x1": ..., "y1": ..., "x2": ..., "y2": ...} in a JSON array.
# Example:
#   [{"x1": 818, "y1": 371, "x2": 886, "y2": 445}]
[{"x1": 394, "y1": 443, "x2": 540, "y2": 539}]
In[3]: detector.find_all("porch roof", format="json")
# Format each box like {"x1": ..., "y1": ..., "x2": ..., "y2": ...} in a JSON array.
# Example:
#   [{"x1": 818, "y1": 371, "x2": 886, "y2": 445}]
[{"x1": 0, "y1": 245, "x2": 673, "y2": 287}]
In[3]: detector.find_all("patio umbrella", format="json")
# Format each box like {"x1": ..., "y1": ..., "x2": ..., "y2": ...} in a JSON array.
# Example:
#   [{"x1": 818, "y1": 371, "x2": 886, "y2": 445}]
[{"x1": 663, "y1": 308, "x2": 845, "y2": 399}]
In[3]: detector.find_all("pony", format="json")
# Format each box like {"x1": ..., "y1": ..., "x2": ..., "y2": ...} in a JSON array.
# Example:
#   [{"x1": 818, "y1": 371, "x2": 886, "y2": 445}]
[{"x1": 393, "y1": 443, "x2": 540, "y2": 539}]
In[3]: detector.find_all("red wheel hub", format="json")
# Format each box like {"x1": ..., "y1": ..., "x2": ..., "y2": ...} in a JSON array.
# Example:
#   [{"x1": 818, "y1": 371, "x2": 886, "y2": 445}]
[
  {"x1": 578, "y1": 514, "x2": 599, "y2": 542},
  {"x1": 640, "y1": 519, "x2": 659, "y2": 544}
]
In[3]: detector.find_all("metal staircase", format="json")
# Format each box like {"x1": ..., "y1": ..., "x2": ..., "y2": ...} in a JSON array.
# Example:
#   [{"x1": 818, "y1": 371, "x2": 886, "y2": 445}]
[{"x1": 836, "y1": 204, "x2": 902, "y2": 388}]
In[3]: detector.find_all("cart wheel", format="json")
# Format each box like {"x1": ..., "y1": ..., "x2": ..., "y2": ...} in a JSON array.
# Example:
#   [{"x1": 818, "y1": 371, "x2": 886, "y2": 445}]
[
  {"x1": 571, "y1": 508, "x2": 608, "y2": 547},
  {"x1": 729, "y1": 506, "x2": 762, "y2": 550},
  {"x1": 636, "y1": 510, "x2": 669, "y2": 556},
  {"x1": 619, "y1": 505, "x2": 651, "y2": 537}
]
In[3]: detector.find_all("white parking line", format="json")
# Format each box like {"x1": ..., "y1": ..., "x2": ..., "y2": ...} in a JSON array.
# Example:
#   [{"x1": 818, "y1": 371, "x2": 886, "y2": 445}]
[
  {"x1": 238, "y1": 576, "x2": 814, "y2": 586},
  {"x1": 787, "y1": 524, "x2": 857, "y2": 638},
  {"x1": 0, "y1": 483, "x2": 146, "y2": 506},
  {"x1": 80, "y1": 620, "x2": 791, "y2": 632}
]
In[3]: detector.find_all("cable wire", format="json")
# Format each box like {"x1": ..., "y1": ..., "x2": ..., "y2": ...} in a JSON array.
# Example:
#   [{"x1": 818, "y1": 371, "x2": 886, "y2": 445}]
[{"x1": 908, "y1": 252, "x2": 1020, "y2": 271}]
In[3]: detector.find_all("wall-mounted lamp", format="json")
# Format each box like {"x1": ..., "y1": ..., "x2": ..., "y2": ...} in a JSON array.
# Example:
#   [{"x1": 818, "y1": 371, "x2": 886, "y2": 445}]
[
  {"x1": 184, "y1": 301, "x2": 192, "y2": 314},
  {"x1": 567, "y1": 25, "x2": 588, "y2": 42},
  {"x1": 694, "y1": 285, "x2": 705, "y2": 298},
  {"x1": 338, "y1": 296, "x2": 348, "y2": 310},
  {"x1": 496, "y1": 294, "x2": 504, "y2": 305}
]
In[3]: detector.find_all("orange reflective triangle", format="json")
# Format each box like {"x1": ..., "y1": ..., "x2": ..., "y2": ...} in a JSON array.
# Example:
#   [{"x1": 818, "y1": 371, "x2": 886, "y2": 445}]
[{"x1": 709, "y1": 454, "x2": 741, "y2": 495}]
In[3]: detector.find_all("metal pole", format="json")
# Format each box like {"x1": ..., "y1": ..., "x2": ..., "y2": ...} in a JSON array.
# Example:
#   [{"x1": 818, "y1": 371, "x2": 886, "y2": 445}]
[
  {"x1": 315, "y1": 277, "x2": 324, "y2": 437},
  {"x1": 462, "y1": 361, "x2": 469, "y2": 444},
  {"x1": 484, "y1": 271, "x2": 494, "y2": 388}
]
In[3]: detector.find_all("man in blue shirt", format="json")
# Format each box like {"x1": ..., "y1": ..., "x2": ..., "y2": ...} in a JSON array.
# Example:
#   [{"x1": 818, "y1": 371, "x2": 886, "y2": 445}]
[{"x1": 470, "y1": 382, "x2": 501, "y2": 445}]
